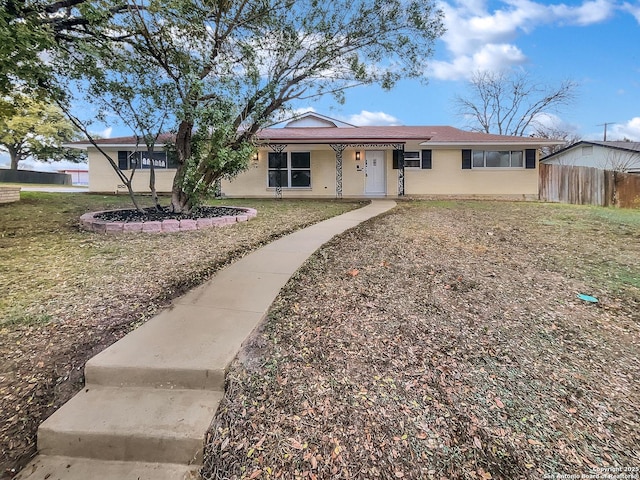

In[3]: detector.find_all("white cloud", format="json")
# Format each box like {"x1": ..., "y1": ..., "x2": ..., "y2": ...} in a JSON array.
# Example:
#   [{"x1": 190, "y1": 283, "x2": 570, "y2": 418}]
[
  {"x1": 551, "y1": 0, "x2": 615, "y2": 25},
  {"x1": 622, "y1": 2, "x2": 640, "y2": 23},
  {"x1": 430, "y1": 43, "x2": 527, "y2": 80},
  {"x1": 533, "y1": 112, "x2": 573, "y2": 130},
  {"x1": 291, "y1": 107, "x2": 317, "y2": 116},
  {"x1": 607, "y1": 117, "x2": 640, "y2": 141},
  {"x1": 344, "y1": 110, "x2": 400, "y2": 126},
  {"x1": 0, "y1": 157, "x2": 88, "y2": 172},
  {"x1": 95, "y1": 127, "x2": 113, "y2": 139},
  {"x1": 22, "y1": 159, "x2": 88, "y2": 172},
  {"x1": 430, "y1": 0, "x2": 615, "y2": 80}
]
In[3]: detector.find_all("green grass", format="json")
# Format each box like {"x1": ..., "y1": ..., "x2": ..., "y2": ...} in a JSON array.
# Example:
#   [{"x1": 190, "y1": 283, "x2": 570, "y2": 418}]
[{"x1": 0, "y1": 193, "x2": 365, "y2": 325}]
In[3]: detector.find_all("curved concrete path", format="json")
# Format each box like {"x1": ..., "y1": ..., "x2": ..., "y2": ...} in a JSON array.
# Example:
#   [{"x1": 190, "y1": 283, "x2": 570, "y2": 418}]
[{"x1": 15, "y1": 200, "x2": 396, "y2": 480}]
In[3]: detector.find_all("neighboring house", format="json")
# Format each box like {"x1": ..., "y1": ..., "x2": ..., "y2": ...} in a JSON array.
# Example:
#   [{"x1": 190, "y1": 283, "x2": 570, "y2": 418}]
[
  {"x1": 541, "y1": 141, "x2": 640, "y2": 173},
  {"x1": 58, "y1": 168, "x2": 89, "y2": 186},
  {"x1": 69, "y1": 113, "x2": 561, "y2": 199}
]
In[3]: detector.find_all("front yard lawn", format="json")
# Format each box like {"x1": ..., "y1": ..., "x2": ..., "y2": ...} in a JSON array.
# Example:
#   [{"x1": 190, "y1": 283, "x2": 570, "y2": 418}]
[
  {"x1": 0, "y1": 193, "x2": 364, "y2": 478},
  {"x1": 204, "y1": 200, "x2": 639, "y2": 480}
]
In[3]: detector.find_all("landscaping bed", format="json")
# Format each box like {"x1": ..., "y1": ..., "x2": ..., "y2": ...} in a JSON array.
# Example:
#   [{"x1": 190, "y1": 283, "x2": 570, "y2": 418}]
[
  {"x1": 82, "y1": 206, "x2": 258, "y2": 233},
  {"x1": 204, "y1": 200, "x2": 640, "y2": 479},
  {"x1": 0, "y1": 193, "x2": 365, "y2": 479}
]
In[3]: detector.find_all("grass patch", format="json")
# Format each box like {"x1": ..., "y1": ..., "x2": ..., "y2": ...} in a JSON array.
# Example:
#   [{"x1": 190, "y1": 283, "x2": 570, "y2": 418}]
[{"x1": 0, "y1": 192, "x2": 365, "y2": 476}]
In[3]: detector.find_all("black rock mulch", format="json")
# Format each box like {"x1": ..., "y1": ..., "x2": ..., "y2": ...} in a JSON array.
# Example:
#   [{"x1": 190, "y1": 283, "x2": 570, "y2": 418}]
[{"x1": 95, "y1": 206, "x2": 244, "y2": 223}]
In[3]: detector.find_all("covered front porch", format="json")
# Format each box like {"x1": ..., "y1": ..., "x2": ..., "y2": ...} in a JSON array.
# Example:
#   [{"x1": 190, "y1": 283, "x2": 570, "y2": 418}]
[{"x1": 220, "y1": 142, "x2": 407, "y2": 199}]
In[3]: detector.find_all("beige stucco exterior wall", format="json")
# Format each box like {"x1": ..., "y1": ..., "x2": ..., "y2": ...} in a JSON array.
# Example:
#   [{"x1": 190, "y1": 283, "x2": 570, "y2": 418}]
[
  {"x1": 88, "y1": 148, "x2": 176, "y2": 193},
  {"x1": 221, "y1": 146, "x2": 339, "y2": 198},
  {"x1": 405, "y1": 146, "x2": 539, "y2": 198},
  {"x1": 222, "y1": 147, "x2": 401, "y2": 198},
  {"x1": 87, "y1": 143, "x2": 539, "y2": 198}
]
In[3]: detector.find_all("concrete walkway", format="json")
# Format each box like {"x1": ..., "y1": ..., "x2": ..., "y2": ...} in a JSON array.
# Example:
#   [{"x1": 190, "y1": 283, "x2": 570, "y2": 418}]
[{"x1": 15, "y1": 200, "x2": 396, "y2": 480}]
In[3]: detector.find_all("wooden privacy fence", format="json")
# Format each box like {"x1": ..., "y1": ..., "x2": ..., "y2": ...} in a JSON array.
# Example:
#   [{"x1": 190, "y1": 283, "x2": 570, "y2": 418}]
[{"x1": 539, "y1": 164, "x2": 640, "y2": 209}]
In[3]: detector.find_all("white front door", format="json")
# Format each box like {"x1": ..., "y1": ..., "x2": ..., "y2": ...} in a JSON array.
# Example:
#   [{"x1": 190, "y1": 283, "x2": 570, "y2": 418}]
[{"x1": 365, "y1": 151, "x2": 386, "y2": 195}]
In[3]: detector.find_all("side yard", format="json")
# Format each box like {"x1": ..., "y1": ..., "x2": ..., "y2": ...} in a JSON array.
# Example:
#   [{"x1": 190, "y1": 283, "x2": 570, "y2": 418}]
[
  {"x1": 204, "y1": 201, "x2": 640, "y2": 479},
  {"x1": 0, "y1": 193, "x2": 364, "y2": 478}
]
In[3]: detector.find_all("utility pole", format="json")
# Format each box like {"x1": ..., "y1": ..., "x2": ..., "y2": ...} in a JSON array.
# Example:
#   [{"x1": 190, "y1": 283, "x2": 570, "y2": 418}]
[{"x1": 597, "y1": 122, "x2": 616, "y2": 141}]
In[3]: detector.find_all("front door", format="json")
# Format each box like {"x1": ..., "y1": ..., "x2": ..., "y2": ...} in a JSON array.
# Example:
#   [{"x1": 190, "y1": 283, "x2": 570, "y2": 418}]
[{"x1": 365, "y1": 151, "x2": 386, "y2": 195}]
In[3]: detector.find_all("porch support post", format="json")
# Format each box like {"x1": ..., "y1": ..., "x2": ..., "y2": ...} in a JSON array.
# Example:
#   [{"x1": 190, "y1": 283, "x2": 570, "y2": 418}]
[
  {"x1": 330, "y1": 144, "x2": 347, "y2": 199},
  {"x1": 269, "y1": 144, "x2": 287, "y2": 199},
  {"x1": 393, "y1": 143, "x2": 405, "y2": 196}
]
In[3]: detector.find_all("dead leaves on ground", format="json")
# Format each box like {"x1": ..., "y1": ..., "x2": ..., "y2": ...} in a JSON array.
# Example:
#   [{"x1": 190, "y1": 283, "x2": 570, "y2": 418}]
[{"x1": 203, "y1": 202, "x2": 640, "y2": 480}]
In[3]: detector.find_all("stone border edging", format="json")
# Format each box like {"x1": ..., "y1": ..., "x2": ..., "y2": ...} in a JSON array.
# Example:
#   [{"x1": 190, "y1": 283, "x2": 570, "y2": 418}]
[
  {"x1": 79, "y1": 206, "x2": 257, "y2": 234},
  {"x1": 0, "y1": 186, "x2": 20, "y2": 204}
]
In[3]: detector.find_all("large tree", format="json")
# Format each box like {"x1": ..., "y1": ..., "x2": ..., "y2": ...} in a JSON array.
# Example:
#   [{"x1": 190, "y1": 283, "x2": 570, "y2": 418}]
[
  {"x1": 0, "y1": 92, "x2": 83, "y2": 169},
  {"x1": 0, "y1": 0, "x2": 129, "y2": 95},
  {"x1": 59, "y1": 0, "x2": 445, "y2": 212},
  {"x1": 454, "y1": 70, "x2": 578, "y2": 137}
]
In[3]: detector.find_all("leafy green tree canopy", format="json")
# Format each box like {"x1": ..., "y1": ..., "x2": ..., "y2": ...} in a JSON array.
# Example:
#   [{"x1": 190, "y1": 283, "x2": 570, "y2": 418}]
[
  {"x1": 0, "y1": 92, "x2": 84, "y2": 169},
  {"x1": 58, "y1": 0, "x2": 445, "y2": 211},
  {"x1": 0, "y1": 0, "x2": 129, "y2": 95}
]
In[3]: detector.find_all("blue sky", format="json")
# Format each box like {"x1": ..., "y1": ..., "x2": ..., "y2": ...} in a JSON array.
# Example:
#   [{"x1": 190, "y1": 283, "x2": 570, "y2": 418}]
[{"x1": 296, "y1": 0, "x2": 640, "y2": 141}]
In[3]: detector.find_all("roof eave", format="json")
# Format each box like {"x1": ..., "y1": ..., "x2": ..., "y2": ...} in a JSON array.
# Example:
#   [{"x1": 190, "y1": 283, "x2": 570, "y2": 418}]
[
  {"x1": 420, "y1": 140, "x2": 565, "y2": 147},
  {"x1": 63, "y1": 143, "x2": 168, "y2": 150}
]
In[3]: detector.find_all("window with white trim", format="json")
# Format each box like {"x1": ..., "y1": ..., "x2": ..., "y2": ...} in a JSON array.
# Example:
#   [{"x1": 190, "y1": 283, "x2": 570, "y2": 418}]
[
  {"x1": 403, "y1": 151, "x2": 421, "y2": 168},
  {"x1": 472, "y1": 150, "x2": 524, "y2": 168},
  {"x1": 268, "y1": 152, "x2": 311, "y2": 188}
]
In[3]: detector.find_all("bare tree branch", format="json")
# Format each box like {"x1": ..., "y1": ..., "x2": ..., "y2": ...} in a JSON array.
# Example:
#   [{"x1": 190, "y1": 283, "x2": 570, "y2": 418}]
[{"x1": 455, "y1": 70, "x2": 578, "y2": 137}]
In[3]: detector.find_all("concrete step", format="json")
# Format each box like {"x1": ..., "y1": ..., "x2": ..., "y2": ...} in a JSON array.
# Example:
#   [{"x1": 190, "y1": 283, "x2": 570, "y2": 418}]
[
  {"x1": 37, "y1": 386, "x2": 222, "y2": 464},
  {"x1": 85, "y1": 306, "x2": 264, "y2": 390},
  {"x1": 14, "y1": 456, "x2": 200, "y2": 480}
]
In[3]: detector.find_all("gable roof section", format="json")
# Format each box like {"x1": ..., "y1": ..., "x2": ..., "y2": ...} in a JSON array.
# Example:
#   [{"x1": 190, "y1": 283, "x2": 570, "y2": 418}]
[
  {"x1": 542, "y1": 140, "x2": 640, "y2": 161},
  {"x1": 281, "y1": 112, "x2": 357, "y2": 129}
]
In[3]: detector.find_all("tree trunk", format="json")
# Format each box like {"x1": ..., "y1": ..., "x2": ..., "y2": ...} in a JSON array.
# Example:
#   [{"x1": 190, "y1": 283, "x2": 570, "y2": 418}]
[
  {"x1": 8, "y1": 146, "x2": 19, "y2": 170},
  {"x1": 170, "y1": 164, "x2": 191, "y2": 212},
  {"x1": 170, "y1": 119, "x2": 194, "y2": 213},
  {"x1": 146, "y1": 147, "x2": 160, "y2": 210}
]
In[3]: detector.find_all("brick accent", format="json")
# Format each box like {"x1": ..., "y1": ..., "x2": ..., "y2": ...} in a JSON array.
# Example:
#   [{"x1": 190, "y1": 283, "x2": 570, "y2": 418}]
[
  {"x1": 142, "y1": 221, "x2": 162, "y2": 233},
  {"x1": 179, "y1": 219, "x2": 197, "y2": 231},
  {"x1": 0, "y1": 187, "x2": 20, "y2": 204},
  {"x1": 79, "y1": 207, "x2": 257, "y2": 234},
  {"x1": 161, "y1": 220, "x2": 180, "y2": 232}
]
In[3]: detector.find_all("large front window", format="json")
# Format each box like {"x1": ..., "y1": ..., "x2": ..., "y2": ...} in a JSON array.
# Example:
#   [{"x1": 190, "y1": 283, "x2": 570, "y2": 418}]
[
  {"x1": 472, "y1": 150, "x2": 524, "y2": 168},
  {"x1": 268, "y1": 152, "x2": 311, "y2": 188},
  {"x1": 117, "y1": 150, "x2": 179, "y2": 170}
]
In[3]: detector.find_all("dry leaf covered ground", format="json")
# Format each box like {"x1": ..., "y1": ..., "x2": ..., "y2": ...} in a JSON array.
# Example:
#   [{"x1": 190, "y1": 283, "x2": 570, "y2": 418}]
[
  {"x1": 204, "y1": 200, "x2": 640, "y2": 480},
  {"x1": 0, "y1": 192, "x2": 364, "y2": 478}
]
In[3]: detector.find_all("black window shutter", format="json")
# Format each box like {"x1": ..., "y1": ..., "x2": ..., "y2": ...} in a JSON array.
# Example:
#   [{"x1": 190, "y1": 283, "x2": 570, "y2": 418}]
[
  {"x1": 462, "y1": 149, "x2": 472, "y2": 169},
  {"x1": 392, "y1": 149, "x2": 402, "y2": 169},
  {"x1": 421, "y1": 150, "x2": 432, "y2": 169},
  {"x1": 525, "y1": 149, "x2": 536, "y2": 169},
  {"x1": 117, "y1": 151, "x2": 128, "y2": 170}
]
